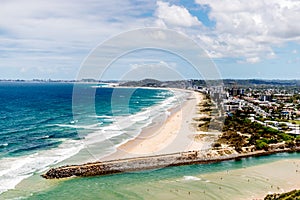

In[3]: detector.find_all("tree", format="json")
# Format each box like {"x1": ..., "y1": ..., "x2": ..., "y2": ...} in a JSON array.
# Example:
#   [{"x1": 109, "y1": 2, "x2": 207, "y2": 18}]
[{"x1": 255, "y1": 140, "x2": 269, "y2": 151}]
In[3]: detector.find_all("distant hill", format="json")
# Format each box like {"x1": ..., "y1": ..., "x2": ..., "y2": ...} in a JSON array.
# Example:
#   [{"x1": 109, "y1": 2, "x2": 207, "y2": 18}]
[
  {"x1": 119, "y1": 79, "x2": 188, "y2": 88},
  {"x1": 120, "y1": 79, "x2": 162, "y2": 87},
  {"x1": 119, "y1": 79, "x2": 300, "y2": 88},
  {"x1": 222, "y1": 79, "x2": 300, "y2": 86}
]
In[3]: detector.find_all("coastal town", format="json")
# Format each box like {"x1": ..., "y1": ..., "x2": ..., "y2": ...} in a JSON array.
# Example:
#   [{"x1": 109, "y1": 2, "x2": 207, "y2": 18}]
[
  {"x1": 222, "y1": 83, "x2": 300, "y2": 135},
  {"x1": 191, "y1": 79, "x2": 300, "y2": 154}
]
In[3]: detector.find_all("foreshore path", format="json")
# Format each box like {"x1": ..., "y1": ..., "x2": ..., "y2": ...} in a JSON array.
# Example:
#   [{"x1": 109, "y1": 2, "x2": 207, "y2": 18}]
[{"x1": 42, "y1": 147, "x2": 300, "y2": 179}]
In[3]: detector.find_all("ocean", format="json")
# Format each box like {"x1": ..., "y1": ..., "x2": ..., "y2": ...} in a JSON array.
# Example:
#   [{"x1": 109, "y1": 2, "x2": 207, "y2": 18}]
[
  {"x1": 0, "y1": 82, "x2": 176, "y2": 195},
  {"x1": 0, "y1": 83, "x2": 299, "y2": 200}
]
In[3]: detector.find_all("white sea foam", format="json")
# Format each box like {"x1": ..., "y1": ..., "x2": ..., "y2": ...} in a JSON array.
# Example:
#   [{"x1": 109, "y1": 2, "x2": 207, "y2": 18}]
[
  {"x1": 182, "y1": 176, "x2": 201, "y2": 181},
  {"x1": 101, "y1": 118, "x2": 115, "y2": 122},
  {"x1": 94, "y1": 115, "x2": 113, "y2": 119},
  {"x1": 0, "y1": 140, "x2": 84, "y2": 194},
  {"x1": 0, "y1": 143, "x2": 8, "y2": 147},
  {"x1": 90, "y1": 85, "x2": 109, "y2": 88},
  {"x1": 54, "y1": 123, "x2": 101, "y2": 130},
  {"x1": 128, "y1": 115, "x2": 149, "y2": 122},
  {"x1": 69, "y1": 120, "x2": 78, "y2": 124}
]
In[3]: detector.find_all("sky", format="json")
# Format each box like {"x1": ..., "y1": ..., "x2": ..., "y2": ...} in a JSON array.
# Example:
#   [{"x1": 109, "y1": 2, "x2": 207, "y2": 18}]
[{"x1": 1, "y1": 0, "x2": 300, "y2": 80}]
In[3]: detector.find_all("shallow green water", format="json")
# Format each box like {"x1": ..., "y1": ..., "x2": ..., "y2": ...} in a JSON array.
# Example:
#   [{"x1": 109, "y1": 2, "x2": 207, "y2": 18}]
[{"x1": 5, "y1": 152, "x2": 299, "y2": 200}]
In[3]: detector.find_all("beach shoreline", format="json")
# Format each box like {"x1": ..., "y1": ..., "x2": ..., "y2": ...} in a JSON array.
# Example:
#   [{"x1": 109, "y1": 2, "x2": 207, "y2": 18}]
[
  {"x1": 42, "y1": 84, "x2": 300, "y2": 179},
  {"x1": 41, "y1": 87, "x2": 224, "y2": 179},
  {"x1": 100, "y1": 88, "x2": 209, "y2": 161}
]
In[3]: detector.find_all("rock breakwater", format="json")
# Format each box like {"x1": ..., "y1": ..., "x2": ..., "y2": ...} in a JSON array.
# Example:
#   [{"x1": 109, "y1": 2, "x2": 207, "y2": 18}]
[{"x1": 42, "y1": 148, "x2": 300, "y2": 179}]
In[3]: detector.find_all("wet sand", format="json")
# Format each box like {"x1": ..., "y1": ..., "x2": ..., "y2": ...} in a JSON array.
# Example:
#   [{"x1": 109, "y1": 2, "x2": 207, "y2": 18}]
[{"x1": 119, "y1": 158, "x2": 300, "y2": 200}]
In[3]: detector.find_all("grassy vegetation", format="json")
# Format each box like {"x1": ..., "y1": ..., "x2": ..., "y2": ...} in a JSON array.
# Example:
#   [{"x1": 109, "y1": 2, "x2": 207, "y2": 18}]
[
  {"x1": 194, "y1": 94, "x2": 225, "y2": 132},
  {"x1": 194, "y1": 94, "x2": 213, "y2": 132},
  {"x1": 264, "y1": 189, "x2": 300, "y2": 200},
  {"x1": 289, "y1": 120, "x2": 300, "y2": 125},
  {"x1": 218, "y1": 110, "x2": 299, "y2": 152}
]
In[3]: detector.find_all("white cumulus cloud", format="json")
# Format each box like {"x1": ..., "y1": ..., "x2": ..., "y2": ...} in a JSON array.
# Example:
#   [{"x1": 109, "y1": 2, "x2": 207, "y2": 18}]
[
  {"x1": 194, "y1": 0, "x2": 300, "y2": 61},
  {"x1": 155, "y1": 1, "x2": 201, "y2": 27}
]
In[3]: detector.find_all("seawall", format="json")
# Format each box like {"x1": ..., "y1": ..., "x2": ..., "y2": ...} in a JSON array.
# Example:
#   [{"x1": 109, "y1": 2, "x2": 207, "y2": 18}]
[{"x1": 42, "y1": 147, "x2": 300, "y2": 179}]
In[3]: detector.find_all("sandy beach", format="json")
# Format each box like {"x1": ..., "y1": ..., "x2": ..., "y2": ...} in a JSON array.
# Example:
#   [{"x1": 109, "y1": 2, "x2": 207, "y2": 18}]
[
  {"x1": 101, "y1": 89, "x2": 213, "y2": 161},
  {"x1": 4, "y1": 88, "x2": 300, "y2": 200},
  {"x1": 133, "y1": 157, "x2": 300, "y2": 200}
]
